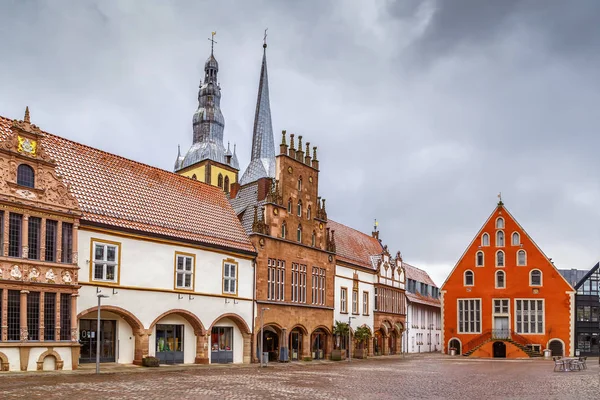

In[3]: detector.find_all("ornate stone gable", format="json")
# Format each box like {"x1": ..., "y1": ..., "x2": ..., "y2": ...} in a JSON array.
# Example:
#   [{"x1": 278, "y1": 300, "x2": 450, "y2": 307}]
[{"x1": 0, "y1": 109, "x2": 80, "y2": 214}]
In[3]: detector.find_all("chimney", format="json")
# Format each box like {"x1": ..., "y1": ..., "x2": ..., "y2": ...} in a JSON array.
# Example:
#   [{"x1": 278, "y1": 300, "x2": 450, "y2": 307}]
[
  {"x1": 257, "y1": 177, "x2": 271, "y2": 201},
  {"x1": 230, "y1": 182, "x2": 241, "y2": 199}
]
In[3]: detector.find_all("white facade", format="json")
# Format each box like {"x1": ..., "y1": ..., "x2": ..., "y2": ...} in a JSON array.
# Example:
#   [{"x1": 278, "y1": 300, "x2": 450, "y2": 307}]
[
  {"x1": 334, "y1": 264, "x2": 374, "y2": 332},
  {"x1": 404, "y1": 301, "x2": 442, "y2": 353},
  {"x1": 76, "y1": 228, "x2": 254, "y2": 365}
]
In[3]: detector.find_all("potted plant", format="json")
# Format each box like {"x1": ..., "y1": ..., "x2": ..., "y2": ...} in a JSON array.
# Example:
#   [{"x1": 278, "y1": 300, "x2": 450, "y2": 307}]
[
  {"x1": 353, "y1": 326, "x2": 371, "y2": 359},
  {"x1": 449, "y1": 347, "x2": 457, "y2": 356},
  {"x1": 331, "y1": 320, "x2": 349, "y2": 361}
]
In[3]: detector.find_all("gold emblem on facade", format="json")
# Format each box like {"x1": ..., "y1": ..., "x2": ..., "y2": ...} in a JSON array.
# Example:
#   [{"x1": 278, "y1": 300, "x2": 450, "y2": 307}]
[
  {"x1": 309, "y1": 176, "x2": 313, "y2": 183},
  {"x1": 17, "y1": 136, "x2": 37, "y2": 156},
  {"x1": 287, "y1": 166, "x2": 293, "y2": 174}
]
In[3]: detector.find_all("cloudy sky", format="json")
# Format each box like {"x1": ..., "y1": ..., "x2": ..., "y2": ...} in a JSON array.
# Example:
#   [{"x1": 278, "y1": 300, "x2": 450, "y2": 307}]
[{"x1": 1, "y1": 0, "x2": 599, "y2": 286}]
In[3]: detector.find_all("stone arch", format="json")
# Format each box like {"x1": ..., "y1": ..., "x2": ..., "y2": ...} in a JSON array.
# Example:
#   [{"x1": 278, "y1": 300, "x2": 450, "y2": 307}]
[
  {"x1": 208, "y1": 313, "x2": 251, "y2": 334},
  {"x1": 0, "y1": 351, "x2": 8, "y2": 371},
  {"x1": 547, "y1": 338, "x2": 565, "y2": 357},
  {"x1": 448, "y1": 337, "x2": 462, "y2": 354},
  {"x1": 36, "y1": 348, "x2": 64, "y2": 371},
  {"x1": 311, "y1": 324, "x2": 332, "y2": 335},
  {"x1": 78, "y1": 305, "x2": 144, "y2": 333},
  {"x1": 289, "y1": 324, "x2": 309, "y2": 335},
  {"x1": 149, "y1": 309, "x2": 206, "y2": 335}
]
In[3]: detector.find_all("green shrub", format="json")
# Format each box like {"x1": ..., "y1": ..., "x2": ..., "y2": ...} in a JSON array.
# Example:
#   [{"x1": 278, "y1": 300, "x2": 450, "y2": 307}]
[{"x1": 142, "y1": 356, "x2": 160, "y2": 367}]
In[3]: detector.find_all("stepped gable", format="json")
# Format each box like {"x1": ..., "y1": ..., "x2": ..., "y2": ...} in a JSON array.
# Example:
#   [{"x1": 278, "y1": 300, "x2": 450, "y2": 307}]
[
  {"x1": 0, "y1": 115, "x2": 255, "y2": 254},
  {"x1": 328, "y1": 220, "x2": 383, "y2": 268}
]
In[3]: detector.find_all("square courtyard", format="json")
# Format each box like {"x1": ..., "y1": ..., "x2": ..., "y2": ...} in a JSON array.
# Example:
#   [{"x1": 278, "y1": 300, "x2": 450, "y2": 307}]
[{"x1": 0, "y1": 355, "x2": 598, "y2": 399}]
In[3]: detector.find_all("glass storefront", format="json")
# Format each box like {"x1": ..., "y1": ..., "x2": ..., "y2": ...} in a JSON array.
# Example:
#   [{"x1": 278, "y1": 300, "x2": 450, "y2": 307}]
[
  {"x1": 311, "y1": 330, "x2": 326, "y2": 360},
  {"x1": 290, "y1": 329, "x2": 303, "y2": 361},
  {"x1": 156, "y1": 324, "x2": 184, "y2": 364},
  {"x1": 211, "y1": 326, "x2": 233, "y2": 363},
  {"x1": 79, "y1": 319, "x2": 116, "y2": 363}
]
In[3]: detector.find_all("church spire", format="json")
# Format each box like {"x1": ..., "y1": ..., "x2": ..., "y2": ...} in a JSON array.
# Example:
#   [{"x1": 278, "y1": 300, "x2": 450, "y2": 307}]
[{"x1": 239, "y1": 29, "x2": 276, "y2": 186}]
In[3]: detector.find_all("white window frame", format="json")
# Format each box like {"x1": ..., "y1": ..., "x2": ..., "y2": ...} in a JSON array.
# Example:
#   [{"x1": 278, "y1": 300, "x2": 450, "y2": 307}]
[
  {"x1": 363, "y1": 291, "x2": 369, "y2": 315},
  {"x1": 482, "y1": 233, "x2": 490, "y2": 246},
  {"x1": 352, "y1": 289, "x2": 358, "y2": 314},
  {"x1": 515, "y1": 299, "x2": 545, "y2": 334},
  {"x1": 476, "y1": 251, "x2": 484, "y2": 267},
  {"x1": 493, "y1": 299, "x2": 510, "y2": 315},
  {"x1": 496, "y1": 217, "x2": 504, "y2": 229},
  {"x1": 457, "y1": 298, "x2": 482, "y2": 334},
  {"x1": 340, "y1": 287, "x2": 347, "y2": 313},
  {"x1": 495, "y1": 270, "x2": 506, "y2": 289},
  {"x1": 175, "y1": 254, "x2": 194, "y2": 290},
  {"x1": 530, "y1": 269, "x2": 543, "y2": 286},
  {"x1": 496, "y1": 250, "x2": 505, "y2": 267},
  {"x1": 223, "y1": 261, "x2": 237, "y2": 295},
  {"x1": 517, "y1": 250, "x2": 527, "y2": 266},
  {"x1": 92, "y1": 241, "x2": 119, "y2": 283},
  {"x1": 512, "y1": 232, "x2": 520, "y2": 246},
  {"x1": 464, "y1": 270, "x2": 474, "y2": 286},
  {"x1": 496, "y1": 230, "x2": 504, "y2": 247}
]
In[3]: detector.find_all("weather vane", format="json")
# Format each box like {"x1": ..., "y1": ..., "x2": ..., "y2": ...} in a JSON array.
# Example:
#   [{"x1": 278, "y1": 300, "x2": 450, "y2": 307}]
[
  {"x1": 208, "y1": 31, "x2": 217, "y2": 54},
  {"x1": 263, "y1": 28, "x2": 268, "y2": 48}
]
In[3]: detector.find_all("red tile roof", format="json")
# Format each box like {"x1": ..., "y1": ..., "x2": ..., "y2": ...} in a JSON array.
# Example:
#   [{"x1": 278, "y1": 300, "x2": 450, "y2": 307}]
[
  {"x1": 0, "y1": 115, "x2": 255, "y2": 254},
  {"x1": 404, "y1": 262, "x2": 437, "y2": 287},
  {"x1": 328, "y1": 220, "x2": 382, "y2": 268}
]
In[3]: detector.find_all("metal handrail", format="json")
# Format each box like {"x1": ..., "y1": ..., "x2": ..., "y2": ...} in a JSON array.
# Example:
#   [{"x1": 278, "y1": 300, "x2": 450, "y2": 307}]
[{"x1": 462, "y1": 330, "x2": 491, "y2": 354}]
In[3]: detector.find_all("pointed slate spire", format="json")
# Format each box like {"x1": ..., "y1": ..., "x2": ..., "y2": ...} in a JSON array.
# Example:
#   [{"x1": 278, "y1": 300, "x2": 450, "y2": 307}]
[{"x1": 239, "y1": 30, "x2": 276, "y2": 186}]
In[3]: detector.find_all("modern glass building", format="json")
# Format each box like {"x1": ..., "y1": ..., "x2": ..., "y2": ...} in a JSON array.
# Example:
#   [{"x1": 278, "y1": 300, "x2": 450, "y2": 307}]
[{"x1": 560, "y1": 263, "x2": 600, "y2": 356}]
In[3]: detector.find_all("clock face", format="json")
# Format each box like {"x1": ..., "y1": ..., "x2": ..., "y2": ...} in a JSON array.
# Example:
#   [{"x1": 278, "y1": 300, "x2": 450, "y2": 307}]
[{"x1": 287, "y1": 166, "x2": 293, "y2": 174}]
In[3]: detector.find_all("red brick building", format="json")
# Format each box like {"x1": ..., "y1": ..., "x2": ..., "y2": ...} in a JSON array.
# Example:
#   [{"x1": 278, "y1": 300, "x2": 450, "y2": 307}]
[{"x1": 441, "y1": 200, "x2": 575, "y2": 358}]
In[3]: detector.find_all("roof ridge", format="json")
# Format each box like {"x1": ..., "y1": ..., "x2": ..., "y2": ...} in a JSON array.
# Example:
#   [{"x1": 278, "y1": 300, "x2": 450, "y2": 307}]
[
  {"x1": 0, "y1": 115, "x2": 221, "y2": 195},
  {"x1": 329, "y1": 219, "x2": 381, "y2": 243}
]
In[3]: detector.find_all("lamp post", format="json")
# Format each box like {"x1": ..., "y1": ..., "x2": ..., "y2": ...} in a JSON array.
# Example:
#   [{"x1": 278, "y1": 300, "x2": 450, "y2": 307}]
[
  {"x1": 260, "y1": 307, "x2": 270, "y2": 367},
  {"x1": 96, "y1": 293, "x2": 109, "y2": 374},
  {"x1": 348, "y1": 316, "x2": 356, "y2": 362}
]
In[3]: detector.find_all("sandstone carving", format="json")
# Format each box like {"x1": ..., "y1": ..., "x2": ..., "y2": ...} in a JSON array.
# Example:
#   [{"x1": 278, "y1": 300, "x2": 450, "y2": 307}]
[{"x1": 10, "y1": 265, "x2": 22, "y2": 280}]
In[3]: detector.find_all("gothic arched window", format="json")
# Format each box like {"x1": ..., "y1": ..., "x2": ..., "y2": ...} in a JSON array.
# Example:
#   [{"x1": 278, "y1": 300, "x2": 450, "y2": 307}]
[
  {"x1": 297, "y1": 200, "x2": 302, "y2": 217},
  {"x1": 224, "y1": 176, "x2": 230, "y2": 193},
  {"x1": 517, "y1": 250, "x2": 527, "y2": 266},
  {"x1": 476, "y1": 251, "x2": 484, "y2": 267},
  {"x1": 287, "y1": 198, "x2": 292, "y2": 213},
  {"x1": 17, "y1": 164, "x2": 34, "y2": 188},
  {"x1": 307, "y1": 206, "x2": 311, "y2": 220},
  {"x1": 512, "y1": 232, "x2": 520, "y2": 246},
  {"x1": 217, "y1": 173, "x2": 223, "y2": 189},
  {"x1": 496, "y1": 217, "x2": 504, "y2": 229},
  {"x1": 297, "y1": 225, "x2": 302, "y2": 243},
  {"x1": 312, "y1": 231, "x2": 316, "y2": 247},
  {"x1": 298, "y1": 177, "x2": 302, "y2": 191},
  {"x1": 464, "y1": 270, "x2": 474, "y2": 286},
  {"x1": 496, "y1": 270, "x2": 505, "y2": 288},
  {"x1": 191, "y1": 174, "x2": 197, "y2": 180},
  {"x1": 281, "y1": 222, "x2": 287, "y2": 239},
  {"x1": 496, "y1": 231, "x2": 504, "y2": 247},
  {"x1": 530, "y1": 270, "x2": 542, "y2": 286},
  {"x1": 496, "y1": 251, "x2": 505, "y2": 267},
  {"x1": 482, "y1": 233, "x2": 490, "y2": 246}
]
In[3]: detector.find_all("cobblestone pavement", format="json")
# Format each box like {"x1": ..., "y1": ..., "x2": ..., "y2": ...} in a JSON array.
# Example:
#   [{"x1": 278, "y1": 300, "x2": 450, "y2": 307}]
[{"x1": 1, "y1": 355, "x2": 598, "y2": 400}]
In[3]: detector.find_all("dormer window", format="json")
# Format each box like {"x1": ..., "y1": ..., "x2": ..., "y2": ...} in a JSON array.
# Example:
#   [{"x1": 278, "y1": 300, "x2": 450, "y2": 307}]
[
  {"x1": 17, "y1": 164, "x2": 34, "y2": 188},
  {"x1": 496, "y1": 217, "x2": 504, "y2": 229}
]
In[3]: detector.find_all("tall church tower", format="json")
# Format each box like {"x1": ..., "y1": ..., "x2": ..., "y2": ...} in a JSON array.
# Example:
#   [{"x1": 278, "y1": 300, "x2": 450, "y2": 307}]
[
  {"x1": 238, "y1": 37, "x2": 276, "y2": 186},
  {"x1": 175, "y1": 32, "x2": 239, "y2": 193}
]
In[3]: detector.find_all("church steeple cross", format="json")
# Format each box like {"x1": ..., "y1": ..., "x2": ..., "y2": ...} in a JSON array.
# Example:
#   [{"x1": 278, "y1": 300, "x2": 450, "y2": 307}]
[
  {"x1": 263, "y1": 28, "x2": 268, "y2": 48},
  {"x1": 208, "y1": 31, "x2": 217, "y2": 55}
]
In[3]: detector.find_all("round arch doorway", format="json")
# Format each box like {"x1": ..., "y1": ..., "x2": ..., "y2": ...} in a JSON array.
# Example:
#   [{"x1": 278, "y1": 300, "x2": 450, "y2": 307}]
[
  {"x1": 259, "y1": 327, "x2": 280, "y2": 362},
  {"x1": 493, "y1": 341, "x2": 506, "y2": 358},
  {"x1": 289, "y1": 328, "x2": 304, "y2": 361},
  {"x1": 311, "y1": 329, "x2": 327, "y2": 360},
  {"x1": 549, "y1": 340, "x2": 564, "y2": 357},
  {"x1": 449, "y1": 339, "x2": 461, "y2": 355}
]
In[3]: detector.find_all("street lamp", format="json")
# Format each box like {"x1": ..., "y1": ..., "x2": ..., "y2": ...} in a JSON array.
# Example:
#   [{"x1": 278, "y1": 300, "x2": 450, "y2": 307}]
[
  {"x1": 96, "y1": 293, "x2": 109, "y2": 374},
  {"x1": 260, "y1": 307, "x2": 270, "y2": 367},
  {"x1": 348, "y1": 316, "x2": 356, "y2": 362}
]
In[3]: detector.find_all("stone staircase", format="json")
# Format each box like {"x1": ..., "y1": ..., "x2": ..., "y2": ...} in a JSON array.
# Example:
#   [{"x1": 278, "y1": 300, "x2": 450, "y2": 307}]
[{"x1": 462, "y1": 330, "x2": 543, "y2": 358}]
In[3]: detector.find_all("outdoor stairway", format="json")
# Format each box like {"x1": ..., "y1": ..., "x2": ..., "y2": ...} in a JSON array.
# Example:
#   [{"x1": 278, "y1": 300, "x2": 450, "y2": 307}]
[{"x1": 462, "y1": 330, "x2": 543, "y2": 358}]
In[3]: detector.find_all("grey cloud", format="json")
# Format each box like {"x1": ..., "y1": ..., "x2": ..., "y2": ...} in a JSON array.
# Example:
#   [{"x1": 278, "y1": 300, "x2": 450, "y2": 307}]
[{"x1": 0, "y1": 0, "x2": 599, "y2": 287}]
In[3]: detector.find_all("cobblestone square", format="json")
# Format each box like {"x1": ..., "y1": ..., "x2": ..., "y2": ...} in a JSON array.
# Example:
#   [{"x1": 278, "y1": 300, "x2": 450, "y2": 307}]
[{"x1": 1, "y1": 355, "x2": 598, "y2": 399}]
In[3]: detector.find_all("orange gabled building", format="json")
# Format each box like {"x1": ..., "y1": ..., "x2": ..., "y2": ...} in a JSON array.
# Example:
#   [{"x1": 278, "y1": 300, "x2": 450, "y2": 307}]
[{"x1": 441, "y1": 200, "x2": 575, "y2": 358}]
